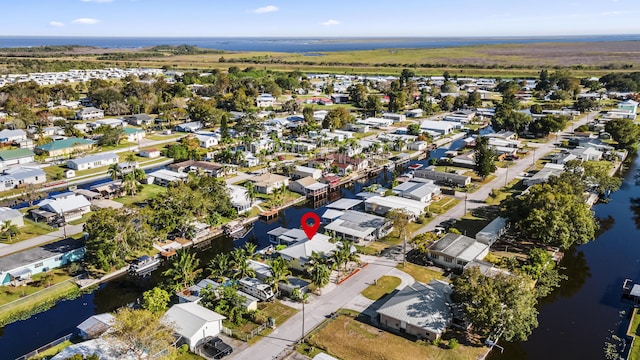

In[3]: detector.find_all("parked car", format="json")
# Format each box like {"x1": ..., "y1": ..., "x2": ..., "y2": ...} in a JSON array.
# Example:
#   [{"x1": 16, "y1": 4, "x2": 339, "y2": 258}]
[{"x1": 202, "y1": 337, "x2": 233, "y2": 359}]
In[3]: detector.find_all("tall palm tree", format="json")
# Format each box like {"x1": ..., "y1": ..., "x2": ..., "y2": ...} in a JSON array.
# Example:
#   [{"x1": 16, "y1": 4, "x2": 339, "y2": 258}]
[
  {"x1": 387, "y1": 209, "x2": 410, "y2": 266},
  {"x1": 122, "y1": 173, "x2": 140, "y2": 197},
  {"x1": 162, "y1": 250, "x2": 202, "y2": 292},
  {"x1": 233, "y1": 260, "x2": 256, "y2": 280},
  {"x1": 208, "y1": 252, "x2": 229, "y2": 282},
  {"x1": 244, "y1": 181, "x2": 256, "y2": 205},
  {"x1": 266, "y1": 256, "x2": 291, "y2": 293},
  {"x1": 243, "y1": 242, "x2": 257, "y2": 260},
  {"x1": 230, "y1": 248, "x2": 247, "y2": 269},
  {"x1": 0, "y1": 220, "x2": 19, "y2": 243},
  {"x1": 108, "y1": 163, "x2": 123, "y2": 181},
  {"x1": 310, "y1": 263, "x2": 331, "y2": 294},
  {"x1": 124, "y1": 152, "x2": 137, "y2": 164},
  {"x1": 132, "y1": 168, "x2": 147, "y2": 182}
]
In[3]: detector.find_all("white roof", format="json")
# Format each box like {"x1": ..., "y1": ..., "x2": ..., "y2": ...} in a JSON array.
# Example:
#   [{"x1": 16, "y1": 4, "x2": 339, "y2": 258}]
[
  {"x1": 420, "y1": 120, "x2": 455, "y2": 131},
  {"x1": 0, "y1": 207, "x2": 23, "y2": 222},
  {"x1": 278, "y1": 238, "x2": 337, "y2": 260},
  {"x1": 321, "y1": 208, "x2": 344, "y2": 221},
  {"x1": 51, "y1": 338, "x2": 136, "y2": 360},
  {"x1": 163, "y1": 302, "x2": 226, "y2": 339},
  {"x1": 313, "y1": 354, "x2": 339, "y2": 360},
  {"x1": 148, "y1": 169, "x2": 188, "y2": 182},
  {"x1": 326, "y1": 198, "x2": 362, "y2": 210},
  {"x1": 364, "y1": 195, "x2": 425, "y2": 217},
  {"x1": 68, "y1": 152, "x2": 118, "y2": 166},
  {"x1": 39, "y1": 195, "x2": 91, "y2": 214}
]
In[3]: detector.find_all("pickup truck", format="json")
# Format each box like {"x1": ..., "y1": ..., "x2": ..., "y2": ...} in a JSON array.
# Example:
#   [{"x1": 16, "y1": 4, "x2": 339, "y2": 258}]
[{"x1": 202, "y1": 337, "x2": 233, "y2": 359}]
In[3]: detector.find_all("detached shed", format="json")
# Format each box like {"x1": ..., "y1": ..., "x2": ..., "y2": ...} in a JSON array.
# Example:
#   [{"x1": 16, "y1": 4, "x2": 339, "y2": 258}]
[{"x1": 77, "y1": 313, "x2": 115, "y2": 340}]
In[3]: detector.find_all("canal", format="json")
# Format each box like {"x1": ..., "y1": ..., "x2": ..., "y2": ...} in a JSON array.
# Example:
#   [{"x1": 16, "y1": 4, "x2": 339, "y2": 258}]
[
  {"x1": 489, "y1": 152, "x2": 640, "y2": 360},
  {"x1": 0, "y1": 170, "x2": 393, "y2": 359}
]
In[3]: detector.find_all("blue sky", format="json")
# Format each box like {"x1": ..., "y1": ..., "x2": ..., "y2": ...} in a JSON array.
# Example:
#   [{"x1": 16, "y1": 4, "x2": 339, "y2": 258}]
[{"x1": 1, "y1": 0, "x2": 639, "y2": 37}]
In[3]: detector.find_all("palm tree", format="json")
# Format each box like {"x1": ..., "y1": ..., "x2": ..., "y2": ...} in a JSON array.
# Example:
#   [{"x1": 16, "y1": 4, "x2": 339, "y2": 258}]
[
  {"x1": 124, "y1": 152, "x2": 137, "y2": 164},
  {"x1": 306, "y1": 250, "x2": 328, "y2": 274},
  {"x1": 244, "y1": 181, "x2": 256, "y2": 205},
  {"x1": 230, "y1": 248, "x2": 247, "y2": 269},
  {"x1": 233, "y1": 259, "x2": 256, "y2": 280},
  {"x1": 0, "y1": 220, "x2": 19, "y2": 243},
  {"x1": 310, "y1": 263, "x2": 331, "y2": 294},
  {"x1": 108, "y1": 163, "x2": 123, "y2": 181},
  {"x1": 243, "y1": 242, "x2": 257, "y2": 260},
  {"x1": 208, "y1": 252, "x2": 229, "y2": 282},
  {"x1": 266, "y1": 256, "x2": 291, "y2": 293},
  {"x1": 132, "y1": 168, "x2": 147, "y2": 182},
  {"x1": 330, "y1": 248, "x2": 348, "y2": 273},
  {"x1": 162, "y1": 250, "x2": 202, "y2": 292},
  {"x1": 122, "y1": 172, "x2": 140, "y2": 197}
]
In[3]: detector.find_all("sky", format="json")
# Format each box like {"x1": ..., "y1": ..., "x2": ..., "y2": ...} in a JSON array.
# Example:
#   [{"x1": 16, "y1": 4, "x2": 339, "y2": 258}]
[{"x1": 0, "y1": 0, "x2": 638, "y2": 37}]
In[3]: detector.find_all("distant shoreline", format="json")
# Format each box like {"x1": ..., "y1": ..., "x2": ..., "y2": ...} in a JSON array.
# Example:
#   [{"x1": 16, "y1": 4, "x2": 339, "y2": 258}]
[{"x1": 1, "y1": 34, "x2": 639, "y2": 52}]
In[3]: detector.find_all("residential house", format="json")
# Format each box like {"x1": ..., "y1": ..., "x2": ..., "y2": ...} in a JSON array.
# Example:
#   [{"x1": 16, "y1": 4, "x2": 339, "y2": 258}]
[
  {"x1": 175, "y1": 121, "x2": 203, "y2": 133},
  {"x1": 122, "y1": 127, "x2": 146, "y2": 143},
  {"x1": 139, "y1": 148, "x2": 160, "y2": 158},
  {"x1": 414, "y1": 167, "x2": 471, "y2": 187},
  {"x1": 408, "y1": 141, "x2": 429, "y2": 151},
  {"x1": 0, "y1": 238, "x2": 86, "y2": 286},
  {"x1": 256, "y1": 93, "x2": 276, "y2": 107},
  {"x1": 195, "y1": 134, "x2": 218, "y2": 149},
  {"x1": 325, "y1": 210, "x2": 393, "y2": 243},
  {"x1": 0, "y1": 166, "x2": 46, "y2": 192},
  {"x1": 67, "y1": 152, "x2": 118, "y2": 171},
  {"x1": 168, "y1": 160, "x2": 224, "y2": 177},
  {"x1": 92, "y1": 118, "x2": 124, "y2": 129},
  {"x1": 0, "y1": 207, "x2": 24, "y2": 227},
  {"x1": 618, "y1": 99, "x2": 639, "y2": 114},
  {"x1": 405, "y1": 109, "x2": 424, "y2": 118},
  {"x1": 295, "y1": 165, "x2": 322, "y2": 180},
  {"x1": 288, "y1": 176, "x2": 328, "y2": 199},
  {"x1": 443, "y1": 110, "x2": 475, "y2": 124},
  {"x1": 77, "y1": 313, "x2": 115, "y2": 340},
  {"x1": 475, "y1": 217, "x2": 507, "y2": 246},
  {"x1": 377, "y1": 280, "x2": 453, "y2": 341},
  {"x1": 392, "y1": 181, "x2": 441, "y2": 203},
  {"x1": 356, "y1": 117, "x2": 394, "y2": 128},
  {"x1": 0, "y1": 148, "x2": 35, "y2": 168},
  {"x1": 227, "y1": 184, "x2": 252, "y2": 213},
  {"x1": 75, "y1": 107, "x2": 104, "y2": 120},
  {"x1": 36, "y1": 194, "x2": 91, "y2": 221},
  {"x1": 267, "y1": 227, "x2": 331, "y2": 246},
  {"x1": 162, "y1": 302, "x2": 226, "y2": 352},
  {"x1": 123, "y1": 113, "x2": 154, "y2": 126},
  {"x1": 277, "y1": 237, "x2": 339, "y2": 271},
  {"x1": 35, "y1": 138, "x2": 95, "y2": 157},
  {"x1": 0, "y1": 129, "x2": 27, "y2": 143},
  {"x1": 419, "y1": 120, "x2": 455, "y2": 136},
  {"x1": 176, "y1": 279, "x2": 259, "y2": 312},
  {"x1": 427, "y1": 233, "x2": 490, "y2": 271},
  {"x1": 243, "y1": 152, "x2": 259, "y2": 167},
  {"x1": 364, "y1": 195, "x2": 426, "y2": 219},
  {"x1": 382, "y1": 113, "x2": 407, "y2": 122},
  {"x1": 330, "y1": 94, "x2": 349, "y2": 104},
  {"x1": 147, "y1": 169, "x2": 188, "y2": 186},
  {"x1": 523, "y1": 163, "x2": 565, "y2": 187},
  {"x1": 248, "y1": 173, "x2": 289, "y2": 194}
]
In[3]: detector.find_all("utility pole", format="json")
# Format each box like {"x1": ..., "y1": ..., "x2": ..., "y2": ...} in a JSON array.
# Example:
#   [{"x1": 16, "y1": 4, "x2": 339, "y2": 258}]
[{"x1": 301, "y1": 299, "x2": 305, "y2": 343}]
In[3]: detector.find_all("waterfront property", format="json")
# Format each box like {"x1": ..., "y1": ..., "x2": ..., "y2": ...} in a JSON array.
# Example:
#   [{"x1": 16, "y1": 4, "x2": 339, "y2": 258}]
[
  {"x1": 267, "y1": 227, "x2": 331, "y2": 246},
  {"x1": 427, "y1": 233, "x2": 490, "y2": 271},
  {"x1": 295, "y1": 165, "x2": 322, "y2": 180},
  {"x1": 392, "y1": 181, "x2": 441, "y2": 203},
  {"x1": 248, "y1": 172, "x2": 289, "y2": 194},
  {"x1": 227, "y1": 184, "x2": 252, "y2": 213},
  {"x1": 0, "y1": 148, "x2": 35, "y2": 168},
  {"x1": 0, "y1": 166, "x2": 46, "y2": 192},
  {"x1": 414, "y1": 167, "x2": 472, "y2": 187},
  {"x1": 0, "y1": 238, "x2": 86, "y2": 286},
  {"x1": 35, "y1": 193, "x2": 91, "y2": 222},
  {"x1": 35, "y1": 138, "x2": 95, "y2": 157},
  {"x1": 364, "y1": 195, "x2": 426, "y2": 219},
  {"x1": 77, "y1": 313, "x2": 115, "y2": 340},
  {"x1": 377, "y1": 280, "x2": 453, "y2": 341},
  {"x1": 66, "y1": 152, "x2": 118, "y2": 171},
  {"x1": 238, "y1": 277, "x2": 275, "y2": 302},
  {"x1": 324, "y1": 210, "x2": 393, "y2": 243},
  {"x1": 162, "y1": 302, "x2": 226, "y2": 352},
  {"x1": 0, "y1": 207, "x2": 24, "y2": 227},
  {"x1": 475, "y1": 217, "x2": 508, "y2": 246},
  {"x1": 177, "y1": 279, "x2": 259, "y2": 311},
  {"x1": 288, "y1": 176, "x2": 328, "y2": 199},
  {"x1": 277, "y1": 237, "x2": 339, "y2": 271}
]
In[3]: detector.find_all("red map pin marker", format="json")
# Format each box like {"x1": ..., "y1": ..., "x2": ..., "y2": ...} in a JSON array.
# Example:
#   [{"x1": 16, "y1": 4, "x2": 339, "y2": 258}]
[{"x1": 301, "y1": 212, "x2": 320, "y2": 240}]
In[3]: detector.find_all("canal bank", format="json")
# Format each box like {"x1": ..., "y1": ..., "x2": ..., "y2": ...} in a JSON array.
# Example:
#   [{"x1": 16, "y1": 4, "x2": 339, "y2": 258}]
[{"x1": 489, "y1": 152, "x2": 640, "y2": 360}]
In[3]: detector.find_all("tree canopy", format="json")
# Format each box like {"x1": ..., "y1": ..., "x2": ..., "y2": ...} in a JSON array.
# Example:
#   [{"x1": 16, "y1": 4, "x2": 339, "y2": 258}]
[
  {"x1": 474, "y1": 136, "x2": 497, "y2": 178},
  {"x1": 605, "y1": 118, "x2": 640, "y2": 151}
]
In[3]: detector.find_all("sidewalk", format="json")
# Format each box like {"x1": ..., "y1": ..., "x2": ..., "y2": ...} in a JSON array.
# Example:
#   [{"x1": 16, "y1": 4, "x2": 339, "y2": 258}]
[{"x1": 0, "y1": 224, "x2": 85, "y2": 258}]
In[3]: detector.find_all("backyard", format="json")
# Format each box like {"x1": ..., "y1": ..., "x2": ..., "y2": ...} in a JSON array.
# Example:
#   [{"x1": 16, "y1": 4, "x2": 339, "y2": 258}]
[
  {"x1": 304, "y1": 314, "x2": 487, "y2": 360},
  {"x1": 223, "y1": 300, "x2": 298, "y2": 344}
]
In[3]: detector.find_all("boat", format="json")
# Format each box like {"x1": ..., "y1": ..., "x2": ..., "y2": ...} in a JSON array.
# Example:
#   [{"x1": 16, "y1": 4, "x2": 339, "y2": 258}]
[
  {"x1": 128, "y1": 255, "x2": 161, "y2": 277},
  {"x1": 223, "y1": 220, "x2": 252, "y2": 239},
  {"x1": 408, "y1": 164, "x2": 423, "y2": 170}
]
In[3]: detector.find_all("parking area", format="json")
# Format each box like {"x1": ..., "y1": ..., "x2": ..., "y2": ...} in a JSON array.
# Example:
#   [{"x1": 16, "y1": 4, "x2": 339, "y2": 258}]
[{"x1": 196, "y1": 334, "x2": 248, "y2": 360}]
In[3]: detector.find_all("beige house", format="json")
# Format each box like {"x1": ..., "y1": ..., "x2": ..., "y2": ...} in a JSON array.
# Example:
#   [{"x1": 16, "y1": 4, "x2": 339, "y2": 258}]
[{"x1": 248, "y1": 172, "x2": 289, "y2": 194}]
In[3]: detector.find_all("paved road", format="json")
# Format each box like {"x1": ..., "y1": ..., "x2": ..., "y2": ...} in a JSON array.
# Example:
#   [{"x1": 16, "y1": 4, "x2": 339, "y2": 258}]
[
  {"x1": 229, "y1": 256, "x2": 400, "y2": 360},
  {"x1": 414, "y1": 111, "x2": 597, "y2": 235},
  {"x1": 0, "y1": 223, "x2": 85, "y2": 257}
]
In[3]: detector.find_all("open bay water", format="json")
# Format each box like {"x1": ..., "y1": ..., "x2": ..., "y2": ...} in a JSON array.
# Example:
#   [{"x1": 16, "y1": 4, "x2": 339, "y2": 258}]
[{"x1": 1, "y1": 35, "x2": 640, "y2": 52}]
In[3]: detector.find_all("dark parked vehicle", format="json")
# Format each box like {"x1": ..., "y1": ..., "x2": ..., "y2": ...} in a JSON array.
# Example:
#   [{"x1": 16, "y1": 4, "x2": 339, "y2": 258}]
[{"x1": 202, "y1": 337, "x2": 233, "y2": 359}]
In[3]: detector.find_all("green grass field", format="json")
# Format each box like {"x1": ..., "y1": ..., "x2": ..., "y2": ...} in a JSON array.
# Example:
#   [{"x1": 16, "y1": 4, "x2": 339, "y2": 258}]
[
  {"x1": 396, "y1": 263, "x2": 445, "y2": 284},
  {"x1": 361, "y1": 276, "x2": 401, "y2": 300}
]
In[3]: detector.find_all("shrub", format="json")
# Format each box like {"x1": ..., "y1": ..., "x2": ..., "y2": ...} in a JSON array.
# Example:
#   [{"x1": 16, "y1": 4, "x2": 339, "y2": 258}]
[{"x1": 448, "y1": 338, "x2": 459, "y2": 349}]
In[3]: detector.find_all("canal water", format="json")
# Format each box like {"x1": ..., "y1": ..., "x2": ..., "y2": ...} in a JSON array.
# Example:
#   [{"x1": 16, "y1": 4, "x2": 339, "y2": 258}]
[
  {"x1": 488, "y1": 152, "x2": 640, "y2": 360},
  {"x1": 0, "y1": 170, "x2": 393, "y2": 359}
]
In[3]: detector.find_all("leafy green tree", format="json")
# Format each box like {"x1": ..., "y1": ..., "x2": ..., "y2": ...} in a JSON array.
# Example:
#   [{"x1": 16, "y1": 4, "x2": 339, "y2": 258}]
[
  {"x1": 502, "y1": 181, "x2": 598, "y2": 249},
  {"x1": 187, "y1": 97, "x2": 221, "y2": 126},
  {"x1": 474, "y1": 136, "x2": 497, "y2": 179},
  {"x1": 605, "y1": 118, "x2": 640, "y2": 151},
  {"x1": 200, "y1": 285, "x2": 247, "y2": 325},
  {"x1": 142, "y1": 287, "x2": 171, "y2": 313},
  {"x1": 348, "y1": 84, "x2": 368, "y2": 108},
  {"x1": 521, "y1": 248, "x2": 566, "y2": 298},
  {"x1": 452, "y1": 267, "x2": 539, "y2": 342},
  {"x1": 388, "y1": 91, "x2": 407, "y2": 113},
  {"x1": 220, "y1": 114, "x2": 231, "y2": 142},
  {"x1": 162, "y1": 249, "x2": 202, "y2": 292},
  {"x1": 208, "y1": 252, "x2": 230, "y2": 282},
  {"x1": 574, "y1": 97, "x2": 597, "y2": 112},
  {"x1": 106, "y1": 308, "x2": 175, "y2": 360},
  {"x1": 407, "y1": 123, "x2": 422, "y2": 136},
  {"x1": 322, "y1": 107, "x2": 352, "y2": 130},
  {"x1": 564, "y1": 160, "x2": 621, "y2": 196},
  {"x1": 364, "y1": 94, "x2": 382, "y2": 117},
  {"x1": 97, "y1": 126, "x2": 124, "y2": 147},
  {"x1": 165, "y1": 143, "x2": 190, "y2": 161},
  {"x1": 303, "y1": 105, "x2": 315, "y2": 123},
  {"x1": 467, "y1": 91, "x2": 483, "y2": 107}
]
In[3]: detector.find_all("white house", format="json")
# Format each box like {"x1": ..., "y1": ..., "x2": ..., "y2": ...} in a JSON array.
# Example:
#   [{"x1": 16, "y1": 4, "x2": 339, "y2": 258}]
[
  {"x1": 248, "y1": 173, "x2": 289, "y2": 194},
  {"x1": 420, "y1": 120, "x2": 455, "y2": 135},
  {"x1": 325, "y1": 210, "x2": 393, "y2": 243},
  {"x1": 196, "y1": 134, "x2": 218, "y2": 149},
  {"x1": 0, "y1": 148, "x2": 35, "y2": 168},
  {"x1": 122, "y1": 127, "x2": 146, "y2": 143},
  {"x1": 0, "y1": 166, "x2": 46, "y2": 192},
  {"x1": 243, "y1": 151, "x2": 259, "y2": 167},
  {"x1": 277, "y1": 238, "x2": 339, "y2": 271},
  {"x1": 475, "y1": 217, "x2": 508, "y2": 246},
  {"x1": 139, "y1": 148, "x2": 161, "y2": 158},
  {"x1": 0, "y1": 207, "x2": 24, "y2": 227},
  {"x1": 175, "y1": 121, "x2": 203, "y2": 133},
  {"x1": 162, "y1": 302, "x2": 226, "y2": 352},
  {"x1": 37, "y1": 194, "x2": 91, "y2": 221},
  {"x1": 227, "y1": 184, "x2": 252, "y2": 213},
  {"x1": 392, "y1": 181, "x2": 441, "y2": 203},
  {"x1": 295, "y1": 165, "x2": 322, "y2": 180},
  {"x1": 75, "y1": 107, "x2": 104, "y2": 120},
  {"x1": 67, "y1": 152, "x2": 118, "y2": 171},
  {"x1": 256, "y1": 93, "x2": 276, "y2": 108},
  {"x1": 0, "y1": 129, "x2": 27, "y2": 143},
  {"x1": 427, "y1": 233, "x2": 490, "y2": 270},
  {"x1": 364, "y1": 195, "x2": 426, "y2": 219}
]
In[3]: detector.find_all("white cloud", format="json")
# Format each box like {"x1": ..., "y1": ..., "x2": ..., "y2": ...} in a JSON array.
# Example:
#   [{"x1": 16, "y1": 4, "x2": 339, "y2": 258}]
[
  {"x1": 49, "y1": 21, "x2": 65, "y2": 27},
  {"x1": 321, "y1": 19, "x2": 340, "y2": 26},
  {"x1": 72, "y1": 18, "x2": 101, "y2": 25},
  {"x1": 252, "y1": 5, "x2": 278, "y2": 14},
  {"x1": 81, "y1": 0, "x2": 114, "y2": 3}
]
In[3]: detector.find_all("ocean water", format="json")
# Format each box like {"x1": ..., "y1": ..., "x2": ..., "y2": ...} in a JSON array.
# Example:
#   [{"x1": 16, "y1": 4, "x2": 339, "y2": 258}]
[{"x1": 0, "y1": 35, "x2": 639, "y2": 52}]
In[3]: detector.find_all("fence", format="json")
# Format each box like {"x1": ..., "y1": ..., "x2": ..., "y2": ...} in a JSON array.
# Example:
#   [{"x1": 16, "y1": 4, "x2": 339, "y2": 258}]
[
  {"x1": 15, "y1": 333, "x2": 73, "y2": 360},
  {"x1": 0, "y1": 274, "x2": 84, "y2": 315},
  {"x1": 221, "y1": 322, "x2": 269, "y2": 342}
]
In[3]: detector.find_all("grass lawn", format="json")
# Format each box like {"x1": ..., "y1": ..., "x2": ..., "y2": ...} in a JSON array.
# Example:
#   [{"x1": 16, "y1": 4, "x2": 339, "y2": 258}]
[
  {"x1": 485, "y1": 179, "x2": 523, "y2": 206},
  {"x1": 0, "y1": 280, "x2": 79, "y2": 327},
  {"x1": 429, "y1": 197, "x2": 461, "y2": 215},
  {"x1": 396, "y1": 262, "x2": 445, "y2": 284},
  {"x1": 2, "y1": 219, "x2": 56, "y2": 244},
  {"x1": 224, "y1": 300, "x2": 298, "y2": 344},
  {"x1": 629, "y1": 308, "x2": 640, "y2": 360},
  {"x1": 361, "y1": 276, "x2": 401, "y2": 300},
  {"x1": 306, "y1": 315, "x2": 487, "y2": 360},
  {"x1": 114, "y1": 184, "x2": 167, "y2": 206},
  {"x1": 0, "y1": 269, "x2": 73, "y2": 306},
  {"x1": 30, "y1": 340, "x2": 73, "y2": 360}
]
